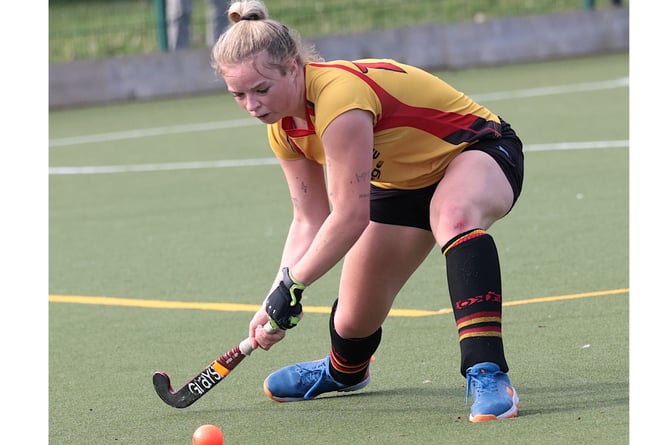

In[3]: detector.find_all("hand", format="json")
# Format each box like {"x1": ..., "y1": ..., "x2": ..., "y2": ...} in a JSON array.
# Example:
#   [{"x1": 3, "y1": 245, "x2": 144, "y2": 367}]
[
  {"x1": 265, "y1": 267, "x2": 305, "y2": 330},
  {"x1": 248, "y1": 309, "x2": 285, "y2": 350}
]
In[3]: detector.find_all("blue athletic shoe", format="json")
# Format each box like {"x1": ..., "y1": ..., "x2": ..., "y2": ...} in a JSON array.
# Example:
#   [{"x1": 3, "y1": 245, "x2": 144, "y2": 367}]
[
  {"x1": 263, "y1": 355, "x2": 370, "y2": 402},
  {"x1": 465, "y1": 362, "x2": 520, "y2": 422}
]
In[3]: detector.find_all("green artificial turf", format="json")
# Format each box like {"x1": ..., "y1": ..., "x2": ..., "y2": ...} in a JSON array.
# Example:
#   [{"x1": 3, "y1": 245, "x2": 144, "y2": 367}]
[{"x1": 49, "y1": 52, "x2": 629, "y2": 444}]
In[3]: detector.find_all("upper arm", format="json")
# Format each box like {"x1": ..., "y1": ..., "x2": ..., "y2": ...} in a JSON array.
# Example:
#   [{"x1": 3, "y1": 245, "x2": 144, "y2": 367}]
[{"x1": 321, "y1": 109, "x2": 374, "y2": 219}]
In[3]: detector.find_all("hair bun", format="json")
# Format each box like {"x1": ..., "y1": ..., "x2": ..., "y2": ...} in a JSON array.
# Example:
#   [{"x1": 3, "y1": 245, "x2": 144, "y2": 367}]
[{"x1": 228, "y1": 1, "x2": 268, "y2": 24}]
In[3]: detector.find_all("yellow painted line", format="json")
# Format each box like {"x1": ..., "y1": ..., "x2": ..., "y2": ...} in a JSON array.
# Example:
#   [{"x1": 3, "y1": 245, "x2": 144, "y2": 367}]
[
  {"x1": 48, "y1": 287, "x2": 628, "y2": 317},
  {"x1": 48, "y1": 295, "x2": 262, "y2": 312},
  {"x1": 502, "y1": 288, "x2": 629, "y2": 307}
]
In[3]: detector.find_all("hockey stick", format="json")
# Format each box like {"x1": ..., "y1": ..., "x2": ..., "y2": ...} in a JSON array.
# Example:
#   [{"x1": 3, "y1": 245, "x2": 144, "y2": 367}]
[{"x1": 153, "y1": 323, "x2": 276, "y2": 408}]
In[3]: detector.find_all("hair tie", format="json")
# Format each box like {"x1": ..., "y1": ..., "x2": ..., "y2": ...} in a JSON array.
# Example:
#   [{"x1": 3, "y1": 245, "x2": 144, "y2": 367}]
[{"x1": 239, "y1": 13, "x2": 260, "y2": 21}]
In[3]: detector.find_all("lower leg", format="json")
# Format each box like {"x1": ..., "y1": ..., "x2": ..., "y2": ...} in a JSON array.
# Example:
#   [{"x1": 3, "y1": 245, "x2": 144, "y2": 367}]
[
  {"x1": 442, "y1": 229, "x2": 519, "y2": 421},
  {"x1": 441, "y1": 229, "x2": 508, "y2": 375},
  {"x1": 328, "y1": 299, "x2": 381, "y2": 385}
]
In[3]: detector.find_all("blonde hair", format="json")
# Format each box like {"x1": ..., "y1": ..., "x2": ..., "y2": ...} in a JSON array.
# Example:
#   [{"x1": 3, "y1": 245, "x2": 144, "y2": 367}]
[{"x1": 211, "y1": 0, "x2": 321, "y2": 75}]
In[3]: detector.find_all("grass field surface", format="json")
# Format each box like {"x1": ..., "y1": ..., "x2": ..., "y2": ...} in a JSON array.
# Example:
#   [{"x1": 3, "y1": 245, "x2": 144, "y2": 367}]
[{"x1": 46, "y1": 53, "x2": 630, "y2": 444}]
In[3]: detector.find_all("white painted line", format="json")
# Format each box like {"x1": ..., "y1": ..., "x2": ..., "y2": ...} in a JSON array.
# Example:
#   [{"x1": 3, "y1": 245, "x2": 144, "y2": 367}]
[
  {"x1": 49, "y1": 78, "x2": 628, "y2": 148},
  {"x1": 471, "y1": 78, "x2": 629, "y2": 102},
  {"x1": 49, "y1": 157, "x2": 279, "y2": 175},
  {"x1": 48, "y1": 140, "x2": 628, "y2": 176},
  {"x1": 524, "y1": 140, "x2": 629, "y2": 151},
  {"x1": 48, "y1": 118, "x2": 260, "y2": 147}
]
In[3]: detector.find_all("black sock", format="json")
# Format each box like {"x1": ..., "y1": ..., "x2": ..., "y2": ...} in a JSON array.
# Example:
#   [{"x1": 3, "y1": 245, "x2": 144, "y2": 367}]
[
  {"x1": 327, "y1": 299, "x2": 382, "y2": 385},
  {"x1": 442, "y1": 229, "x2": 509, "y2": 376}
]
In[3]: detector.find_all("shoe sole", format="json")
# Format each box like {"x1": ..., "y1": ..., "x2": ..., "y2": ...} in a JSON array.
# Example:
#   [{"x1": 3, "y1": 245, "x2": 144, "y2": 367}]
[
  {"x1": 469, "y1": 386, "x2": 520, "y2": 423},
  {"x1": 264, "y1": 375, "x2": 371, "y2": 403}
]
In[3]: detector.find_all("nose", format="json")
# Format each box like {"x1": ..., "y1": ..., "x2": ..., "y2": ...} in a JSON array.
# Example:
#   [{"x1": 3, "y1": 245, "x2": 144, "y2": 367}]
[{"x1": 244, "y1": 94, "x2": 261, "y2": 114}]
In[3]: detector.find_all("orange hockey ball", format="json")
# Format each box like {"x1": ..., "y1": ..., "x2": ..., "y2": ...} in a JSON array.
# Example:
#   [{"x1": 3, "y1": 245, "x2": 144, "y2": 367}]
[{"x1": 192, "y1": 424, "x2": 224, "y2": 445}]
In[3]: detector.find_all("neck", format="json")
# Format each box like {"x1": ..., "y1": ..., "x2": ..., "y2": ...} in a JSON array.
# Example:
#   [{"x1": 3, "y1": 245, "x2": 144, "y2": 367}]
[
  {"x1": 291, "y1": 116, "x2": 308, "y2": 129},
  {"x1": 290, "y1": 64, "x2": 307, "y2": 120}
]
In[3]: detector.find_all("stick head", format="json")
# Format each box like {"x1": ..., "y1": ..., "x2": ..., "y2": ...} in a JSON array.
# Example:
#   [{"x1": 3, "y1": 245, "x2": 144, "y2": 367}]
[{"x1": 152, "y1": 371, "x2": 198, "y2": 408}]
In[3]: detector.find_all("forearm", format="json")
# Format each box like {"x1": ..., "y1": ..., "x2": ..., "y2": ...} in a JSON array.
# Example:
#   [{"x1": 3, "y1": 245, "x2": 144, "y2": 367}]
[
  {"x1": 262, "y1": 212, "x2": 364, "y2": 331},
  {"x1": 290, "y1": 210, "x2": 368, "y2": 285},
  {"x1": 266, "y1": 218, "x2": 322, "y2": 297}
]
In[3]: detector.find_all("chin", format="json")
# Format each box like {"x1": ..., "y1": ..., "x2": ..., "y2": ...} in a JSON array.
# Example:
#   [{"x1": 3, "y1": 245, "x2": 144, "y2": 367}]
[{"x1": 258, "y1": 115, "x2": 279, "y2": 124}]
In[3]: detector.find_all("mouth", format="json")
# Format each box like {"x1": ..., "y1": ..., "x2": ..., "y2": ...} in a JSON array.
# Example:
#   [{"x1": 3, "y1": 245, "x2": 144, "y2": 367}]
[{"x1": 255, "y1": 113, "x2": 279, "y2": 124}]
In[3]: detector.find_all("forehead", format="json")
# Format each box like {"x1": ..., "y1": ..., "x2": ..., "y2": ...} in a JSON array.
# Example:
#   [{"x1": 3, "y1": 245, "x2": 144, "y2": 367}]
[{"x1": 222, "y1": 53, "x2": 280, "y2": 91}]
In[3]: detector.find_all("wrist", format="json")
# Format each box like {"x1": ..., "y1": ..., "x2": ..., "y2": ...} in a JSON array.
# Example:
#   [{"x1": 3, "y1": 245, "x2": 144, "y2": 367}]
[
  {"x1": 283, "y1": 267, "x2": 305, "y2": 287},
  {"x1": 265, "y1": 268, "x2": 305, "y2": 330},
  {"x1": 282, "y1": 267, "x2": 306, "y2": 303}
]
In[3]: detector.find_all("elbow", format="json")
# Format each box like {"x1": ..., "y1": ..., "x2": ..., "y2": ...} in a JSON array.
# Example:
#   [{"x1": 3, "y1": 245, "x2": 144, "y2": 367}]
[
  {"x1": 343, "y1": 208, "x2": 370, "y2": 238},
  {"x1": 330, "y1": 197, "x2": 370, "y2": 241}
]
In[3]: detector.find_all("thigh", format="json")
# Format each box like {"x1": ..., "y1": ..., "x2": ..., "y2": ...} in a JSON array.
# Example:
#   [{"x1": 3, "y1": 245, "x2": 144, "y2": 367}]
[
  {"x1": 334, "y1": 221, "x2": 435, "y2": 338},
  {"x1": 430, "y1": 149, "x2": 515, "y2": 247}
]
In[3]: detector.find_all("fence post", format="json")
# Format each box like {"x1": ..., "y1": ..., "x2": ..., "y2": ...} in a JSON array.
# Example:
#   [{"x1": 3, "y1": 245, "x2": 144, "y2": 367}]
[{"x1": 154, "y1": 0, "x2": 168, "y2": 51}]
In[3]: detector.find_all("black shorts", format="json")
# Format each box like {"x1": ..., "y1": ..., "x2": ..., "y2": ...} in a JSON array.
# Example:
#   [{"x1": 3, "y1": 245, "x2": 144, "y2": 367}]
[{"x1": 370, "y1": 118, "x2": 524, "y2": 231}]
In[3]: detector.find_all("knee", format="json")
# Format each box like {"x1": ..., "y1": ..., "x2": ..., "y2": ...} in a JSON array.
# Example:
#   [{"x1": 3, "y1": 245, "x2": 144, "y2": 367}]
[
  {"x1": 333, "y1": 312, "x2": 381, "y2": 339},
  {"x1": 430, "y1": 203, "x2": 479, "y2": 242}
]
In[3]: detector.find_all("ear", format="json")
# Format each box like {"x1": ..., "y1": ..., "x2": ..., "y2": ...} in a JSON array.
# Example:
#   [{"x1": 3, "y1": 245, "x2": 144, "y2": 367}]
[{"x1": 287, "y1": 58, "x2": 300, "y2": 78}]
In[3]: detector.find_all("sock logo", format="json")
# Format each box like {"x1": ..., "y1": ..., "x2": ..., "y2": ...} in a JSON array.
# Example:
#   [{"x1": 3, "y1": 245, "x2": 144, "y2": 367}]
[{"x1": 455, "y1": 291, "x2": 501, "y2": 310}]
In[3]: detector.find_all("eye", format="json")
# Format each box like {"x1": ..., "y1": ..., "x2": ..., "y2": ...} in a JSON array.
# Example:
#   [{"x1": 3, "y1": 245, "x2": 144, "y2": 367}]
[
  {"x1": 230, "y1": 92, "x2": 244, "y2": 99},
  {"x1": 256, "y1": 87, "x2": 270, "y2": 94}
]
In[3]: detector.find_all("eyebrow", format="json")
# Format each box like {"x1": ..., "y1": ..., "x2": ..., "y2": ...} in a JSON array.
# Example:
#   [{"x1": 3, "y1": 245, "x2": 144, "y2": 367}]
[{"x1": 227, "y1": 81, "x2": 269, "y2": 94}]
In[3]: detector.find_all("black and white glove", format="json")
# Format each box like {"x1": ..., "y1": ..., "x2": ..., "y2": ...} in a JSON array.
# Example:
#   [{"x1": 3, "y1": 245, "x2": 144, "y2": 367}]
[{"x1": 265, "y1": 267, "x2": 305, "y2": 330}]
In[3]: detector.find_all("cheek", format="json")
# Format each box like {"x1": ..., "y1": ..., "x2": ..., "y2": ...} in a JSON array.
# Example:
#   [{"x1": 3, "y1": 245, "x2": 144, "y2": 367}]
[
  {"x1": 262, "y1": 95, "x2": 277, "y2": 110},
  {"x1": 265, "y1": 87, "x2": 288, "y2": 111},
  {"x1": 235, "y1": 97, "x2": 246, "y2": 108}
]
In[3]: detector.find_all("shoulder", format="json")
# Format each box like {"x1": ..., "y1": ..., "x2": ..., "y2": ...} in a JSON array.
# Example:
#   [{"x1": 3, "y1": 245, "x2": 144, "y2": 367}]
[
  {"x1": 267, "y1": 122, "x2": 301, "y2": 160},
  {"x1": 304, "y1": 60, "x2": 384, "y2": 106}
]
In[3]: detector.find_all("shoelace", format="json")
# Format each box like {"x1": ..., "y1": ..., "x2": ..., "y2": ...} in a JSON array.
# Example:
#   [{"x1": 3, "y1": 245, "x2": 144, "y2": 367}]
[
  {"x1": 296, "y1": 361, "x2": 327, "y2": 386},
  {"x1": 465, "y1": 369, "x2": 498, "y2": 403},
  {"x1": 302, "y1": 361, "x2": 334, "y2": 399}
]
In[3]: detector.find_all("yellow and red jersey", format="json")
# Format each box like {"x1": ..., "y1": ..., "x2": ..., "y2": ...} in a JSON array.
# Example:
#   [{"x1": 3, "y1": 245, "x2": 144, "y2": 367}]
[{"x1": 268, "y1": 59, "x2": 502, "y2": 189}]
